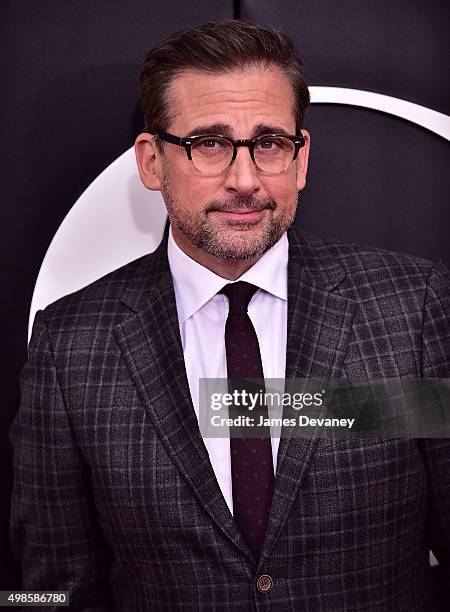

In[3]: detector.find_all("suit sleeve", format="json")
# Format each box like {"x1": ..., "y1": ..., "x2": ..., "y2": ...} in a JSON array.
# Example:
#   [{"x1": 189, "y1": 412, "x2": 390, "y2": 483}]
[
  {"x1": 418, "y1": 262, "x2": 450, "y2": 609},
  {"x1": 9, "y1": 310, "x2": 112, "y2": 612}
]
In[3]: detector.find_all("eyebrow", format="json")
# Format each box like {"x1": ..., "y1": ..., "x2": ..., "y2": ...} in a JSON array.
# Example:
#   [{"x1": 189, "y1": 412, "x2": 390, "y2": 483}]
[{"x1": 186, "y1": 123, "x2": 293, "y2": 138}]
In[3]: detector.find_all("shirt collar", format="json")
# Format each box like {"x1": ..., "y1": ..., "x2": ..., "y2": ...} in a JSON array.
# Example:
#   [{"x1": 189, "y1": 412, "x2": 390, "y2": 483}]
[{"x1": 167, "y1": 226, "x2": 288, "y2": 323}]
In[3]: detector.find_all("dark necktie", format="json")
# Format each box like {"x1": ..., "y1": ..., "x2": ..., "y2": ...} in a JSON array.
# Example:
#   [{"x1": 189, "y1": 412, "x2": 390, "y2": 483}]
[{"x1": 220, "y1": 281, "x2": 274, "y2": 557}]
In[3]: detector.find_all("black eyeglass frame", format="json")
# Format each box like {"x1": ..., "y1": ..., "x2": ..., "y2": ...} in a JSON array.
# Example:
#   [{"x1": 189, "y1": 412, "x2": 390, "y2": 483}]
[{"x1": 151, "y1": 129, "x2": 306, "y2": 175}]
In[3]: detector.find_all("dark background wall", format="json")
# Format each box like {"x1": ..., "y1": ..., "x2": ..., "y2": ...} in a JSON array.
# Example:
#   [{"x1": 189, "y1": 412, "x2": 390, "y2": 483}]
[{"x1": 1, "y1": 1, "x2": 448, "y2": 589}]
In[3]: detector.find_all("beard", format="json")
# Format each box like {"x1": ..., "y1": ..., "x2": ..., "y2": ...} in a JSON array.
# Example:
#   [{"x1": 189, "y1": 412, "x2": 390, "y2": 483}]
[{"x1": 160, "y1": 172, "x2": 298, "y2": 261}]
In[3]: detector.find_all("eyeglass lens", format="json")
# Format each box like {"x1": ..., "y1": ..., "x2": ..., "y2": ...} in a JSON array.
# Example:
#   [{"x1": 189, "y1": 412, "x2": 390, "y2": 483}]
[{"x1": 190, "y1": 136, "x2": 296, "y2": 175}]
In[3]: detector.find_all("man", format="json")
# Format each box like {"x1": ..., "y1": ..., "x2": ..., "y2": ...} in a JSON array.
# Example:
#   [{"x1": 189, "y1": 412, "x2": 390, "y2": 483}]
[{"x1": 10, "y1": 20, "x2": 450, "y2": 611}]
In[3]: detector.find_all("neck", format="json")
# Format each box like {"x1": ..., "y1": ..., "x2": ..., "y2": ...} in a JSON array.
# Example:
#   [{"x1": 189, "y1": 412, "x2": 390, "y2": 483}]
[{"x1": 171, "y1": 226, "x2": 263, "y2": 280}]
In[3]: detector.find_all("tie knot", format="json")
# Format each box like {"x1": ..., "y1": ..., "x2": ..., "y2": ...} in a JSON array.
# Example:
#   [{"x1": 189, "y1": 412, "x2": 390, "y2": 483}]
[{"x1": 220, "y1": 281, "x2": 259, "y2": 314}]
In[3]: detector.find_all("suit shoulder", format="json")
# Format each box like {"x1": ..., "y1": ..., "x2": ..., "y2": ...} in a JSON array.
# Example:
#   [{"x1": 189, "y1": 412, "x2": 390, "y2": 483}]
[
  {"x1": 292, "y1": 227, "x2": 448, "y2": 297},
  {"x1": 319, "y1": 232, "x2": 443, "y2": 285},
  {"x1": 326, "y1": 235, "x2": 435, "y2": 274},
  {"x1": 37, "y1": 250, "x2": 158, "y2": 333}
]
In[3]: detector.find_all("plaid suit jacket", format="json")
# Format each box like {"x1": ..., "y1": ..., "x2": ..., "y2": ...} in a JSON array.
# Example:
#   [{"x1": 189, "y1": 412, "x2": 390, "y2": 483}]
[{"x1": 10, "y1": 227, "x2": 450, "y2": 611}]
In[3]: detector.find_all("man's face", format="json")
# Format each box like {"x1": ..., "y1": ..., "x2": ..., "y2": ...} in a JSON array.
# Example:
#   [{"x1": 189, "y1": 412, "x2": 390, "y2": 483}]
[{"x1": 136, "y1": 66, "x2": 310, "y2": 263}]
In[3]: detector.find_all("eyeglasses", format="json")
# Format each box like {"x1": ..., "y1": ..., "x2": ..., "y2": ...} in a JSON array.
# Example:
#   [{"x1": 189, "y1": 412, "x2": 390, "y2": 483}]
[{"x1": 152, "y1": 129, "x2": 305, "y2": 176}]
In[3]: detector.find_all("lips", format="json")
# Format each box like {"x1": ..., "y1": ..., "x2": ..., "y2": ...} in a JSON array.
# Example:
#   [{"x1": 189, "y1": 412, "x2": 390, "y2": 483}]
[
  {"x1": 213, "y1": 209, "x2": 265, "y2": 222},
  {"x1": 207, "y1": 199, "x2": 275, "y2": 224},
  {"x1": 220, "y1": 208, "x2": 263, "y2": 214},
  {"x1": 211, "y1": 205, "x2": 268, "y2": 214}
]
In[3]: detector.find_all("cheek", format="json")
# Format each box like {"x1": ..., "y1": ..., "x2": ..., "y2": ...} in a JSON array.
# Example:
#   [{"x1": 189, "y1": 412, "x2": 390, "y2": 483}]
[
  {"x1": 165, "y1": 165, "x2": 222, "y2": 211},
  {"x1": 265, "y1": 176, "x2": 299, "y2": 210}
]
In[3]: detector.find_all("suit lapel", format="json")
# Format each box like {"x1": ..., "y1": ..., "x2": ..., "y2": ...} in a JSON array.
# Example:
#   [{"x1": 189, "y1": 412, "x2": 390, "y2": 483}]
[
  {"x1": 114, "y1": 237, "x2": 254, "y2": 563},
  {"x1": 259, "y1": 228, "x2": 356, "y2": 567}
]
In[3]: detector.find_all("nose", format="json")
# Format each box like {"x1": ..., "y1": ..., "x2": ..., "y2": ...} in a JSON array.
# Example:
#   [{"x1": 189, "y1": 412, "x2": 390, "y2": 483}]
[{"x1": 223, "y1": 146, "x2": 261, "y2": 197}]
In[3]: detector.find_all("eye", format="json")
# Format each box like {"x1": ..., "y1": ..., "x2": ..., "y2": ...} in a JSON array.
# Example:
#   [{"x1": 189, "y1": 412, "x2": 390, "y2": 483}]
[
  {"x1": 255, "y1": 136, "x2": 292, "y2": 154},
  {"x1": 256, "y1": 137, "x2": 288, "y2": 151},
  {"x1": 192, "y1": 137, "x2": 231, "y2": 158},
  {"x1": 256, "y1": 137, "x2": 286, "y2": 154},
  {"x1": 196, "y1": 137, "x2": 227, "y2": 150},
  {"x1": 202, "y1": 139, "x2": 220, "y2": 148},
  {"x1": 259, "y1": 139, "x2": 278, "y2": 149}
]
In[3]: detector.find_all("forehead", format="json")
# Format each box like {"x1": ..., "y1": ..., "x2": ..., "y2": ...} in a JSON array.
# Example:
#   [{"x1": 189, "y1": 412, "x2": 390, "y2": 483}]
[{"x1": 166, "y1": 66, "x2": 296, "y2": 135}]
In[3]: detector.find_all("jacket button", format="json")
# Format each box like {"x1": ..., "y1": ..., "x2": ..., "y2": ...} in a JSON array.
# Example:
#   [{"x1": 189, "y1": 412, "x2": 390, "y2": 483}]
[{"x1": 256, "y1": 574, "x2": 273, "y2": 593}]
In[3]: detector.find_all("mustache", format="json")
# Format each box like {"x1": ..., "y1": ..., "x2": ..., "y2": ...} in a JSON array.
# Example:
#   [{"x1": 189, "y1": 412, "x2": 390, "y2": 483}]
[{"x1": 206, "y1": 197, "x2": 276, "y2": 213}]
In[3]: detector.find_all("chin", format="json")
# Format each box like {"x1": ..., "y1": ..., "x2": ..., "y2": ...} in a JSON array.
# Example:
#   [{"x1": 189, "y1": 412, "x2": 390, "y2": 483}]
[{"x1": 206, "y1": 230, "x2": 278, "y2": 261}]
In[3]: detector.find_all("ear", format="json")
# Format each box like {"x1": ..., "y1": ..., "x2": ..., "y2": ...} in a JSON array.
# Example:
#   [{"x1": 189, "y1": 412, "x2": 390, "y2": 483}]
[
  {"x1": 296, "y1": 129, "x2": 310, "y2": 191},
  {"x1": 134, "y1": 132, "x2": 163, "y2": 190}
]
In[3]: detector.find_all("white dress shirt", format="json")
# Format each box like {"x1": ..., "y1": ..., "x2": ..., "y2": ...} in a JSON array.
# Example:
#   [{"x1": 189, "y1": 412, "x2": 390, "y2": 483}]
[{"x1": 167, "y1": 227, "x2": 288, "y2": 514}]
